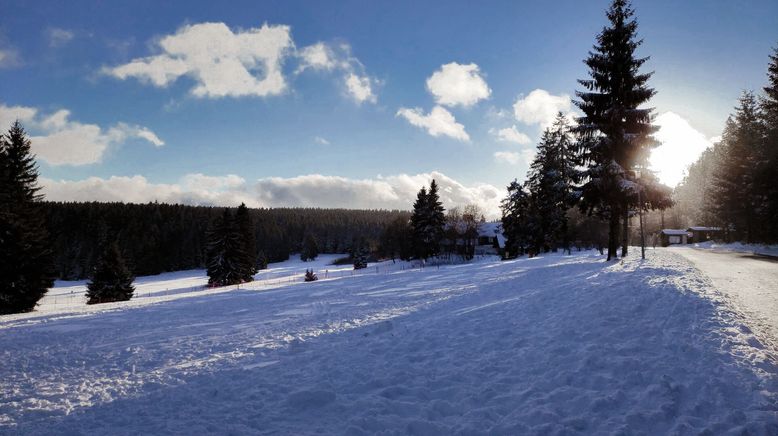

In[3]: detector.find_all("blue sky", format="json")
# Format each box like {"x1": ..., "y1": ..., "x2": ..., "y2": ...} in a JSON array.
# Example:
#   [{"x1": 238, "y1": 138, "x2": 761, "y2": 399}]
[{"x1": 1, "y1": 0, "x2": 776, "y2": 216}]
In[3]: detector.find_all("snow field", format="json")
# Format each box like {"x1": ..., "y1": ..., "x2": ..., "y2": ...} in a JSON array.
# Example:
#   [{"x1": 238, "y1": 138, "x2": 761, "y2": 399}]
[{"x1": 1, "y1": 249, "x2": 777, "y2": 434}]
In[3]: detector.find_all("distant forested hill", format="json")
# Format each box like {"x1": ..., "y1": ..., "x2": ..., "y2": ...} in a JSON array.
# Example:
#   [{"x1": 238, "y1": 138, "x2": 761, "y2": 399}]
[{"x1": 43, "y1": 202, "x2": 409, "y2": 280}]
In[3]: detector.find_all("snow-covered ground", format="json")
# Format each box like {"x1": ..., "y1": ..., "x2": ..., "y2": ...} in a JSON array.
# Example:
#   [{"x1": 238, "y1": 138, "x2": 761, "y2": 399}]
[
  {"x1": 2, "y1": 250, "x2": 777, "y2": 434},
  {"x1": 673, "y1": 246, "x2": 778, "y2": 354},
  {"x1": 693, "y1": 241, "x2": 778, "y2": 258}
]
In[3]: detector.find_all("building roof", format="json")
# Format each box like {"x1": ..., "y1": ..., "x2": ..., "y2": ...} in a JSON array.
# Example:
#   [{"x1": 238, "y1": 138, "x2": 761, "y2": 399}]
[
  {"x1": 479, "y1": 222, "x2": 506, "y2": 248},
  {"x1": 687, "y1": 226, "x2": 722, "y2": 232},
  {"x1": 661, "y1": 229, "x2": 689, "y2": 236}
]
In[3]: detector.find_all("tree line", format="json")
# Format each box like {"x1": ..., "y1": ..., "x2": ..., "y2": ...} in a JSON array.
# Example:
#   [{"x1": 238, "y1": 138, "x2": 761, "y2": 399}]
[
  {"x1": 43, "y1": 201, "x2": 409, "y2": 280},
  {"x1": 671, "y1": 48, "x2": 778, "y2": 243}
]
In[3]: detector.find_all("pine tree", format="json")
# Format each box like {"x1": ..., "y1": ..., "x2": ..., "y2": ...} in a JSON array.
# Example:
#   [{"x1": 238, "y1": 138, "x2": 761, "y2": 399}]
[
  {"x1": 86, "y1": 241, "x2": 135, "y2": 304},
  {"x1": 410, "y1": 186, "x2": 429, "y2": 259},
  {"x1": 759, "y1": 47, "x2": 778, "y2": 242},
  {"x1": 709, "y1": 93, "x2": 764, "y2": 242},
  {"x1": 500, "y1": 180, "x2": 531, "y2": 258},
  {"x1": 524, "y1": 114, "x2": 581, "y2": 253},
  {"x1": 206, "y1": 208, "x2": 244, "y2": 286},
  {"x1": 257, "y1": 250, "x2": 269, "y2": 270},
  {"x1": 300, "y1": 233, "x2": 320, "y2": 261},
  {"x1": 235, "y1": 203, "x2": 257, "y2": 280},
  {"x1": 0, "y1": 121, "x2": 55, "y2": 314},
  {"x1": 352, "y1": 237, "x2": 369, "y2": 270},
  {"x1": 426, "y1": 179, "x2": 446, "y2": 257},
  {"x1": 574, "y1": 0, "x2": 661, "y2": 260}
]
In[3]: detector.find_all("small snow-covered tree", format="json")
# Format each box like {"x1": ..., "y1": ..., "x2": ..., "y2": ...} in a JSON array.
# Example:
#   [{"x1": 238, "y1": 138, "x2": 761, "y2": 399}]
[
  {"x1": 352, "y1": 237, "x2": 370, "y2": 270},
  {"x1": 86, "y1": 241, "x2": 134, "y2": 304}
]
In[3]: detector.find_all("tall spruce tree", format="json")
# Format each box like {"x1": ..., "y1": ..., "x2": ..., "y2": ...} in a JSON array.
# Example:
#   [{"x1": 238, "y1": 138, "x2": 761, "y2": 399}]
[
  {"x1": 575, "y1": 0, "x2": 661, "y2": 260},
  {"x1": 708, "y1": 93, "x2": 764, "y2": 242},
  {"x1": 426, "y1": 180, "x2": 446, "y2": 257},
  {"x1": 409, "y1": 180, "x2": 446, "y2": 260},
  {"x1": 206, "y1": 208, "x2": 244, "y2": 286},
  {"x1": 0, "y1": 121, "x2": 55, "y2": 314},
  {"x1": 759, "y1": 47, "x2": 778, "y2": 242},
  {"x1": 235, "y1": 203, "x2": 257, "y2": 280},
  {"x1": 410, "y1": 186, "x2": 429, "y2": 259},
  {"x1": 86, "y1": 241, "x2": 135, "y2": 304}
]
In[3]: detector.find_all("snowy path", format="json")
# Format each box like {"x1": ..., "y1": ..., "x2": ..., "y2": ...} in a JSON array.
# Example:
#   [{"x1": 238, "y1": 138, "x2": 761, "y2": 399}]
[
  {"x1": 672, "y1": 246, "x2": 778, "y2": 352},
  {"x1": 2, "y1": 250, "x2": 778, "y2": 434}
]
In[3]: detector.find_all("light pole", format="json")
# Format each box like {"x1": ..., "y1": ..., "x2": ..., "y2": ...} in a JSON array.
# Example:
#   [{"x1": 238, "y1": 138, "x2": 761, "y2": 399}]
[{"x1": 635, "y1": 170, "x2": 645, "y2": 260}]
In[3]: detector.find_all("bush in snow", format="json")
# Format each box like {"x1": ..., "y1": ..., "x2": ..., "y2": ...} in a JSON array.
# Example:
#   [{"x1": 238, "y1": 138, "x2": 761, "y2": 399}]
[
  {"x1": 86, "y1": 241, "x2": 135, "y2": 304},
  {"x1": 304, "y1": 269, "x2": 318, "y2": 282}
]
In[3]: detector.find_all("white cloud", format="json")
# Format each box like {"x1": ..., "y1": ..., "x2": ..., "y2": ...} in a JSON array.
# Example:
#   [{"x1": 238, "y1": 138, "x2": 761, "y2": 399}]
[
  {"x1": 493, "y1": 151, "x2": 520, "y2": 165},
  {"x1": 314, "y1": 136, "x2": 330, "y2": 145},
  {"x1": 493, "y1": 149, "x2": 535, "y2": 166},
  {"x1": 426, "y1": 62, "x2": 491, "y2": 108},
  {"x1": 513, "y1": 89, "x2": 572, "y2": 128},
  {"x1": 0, "y1": 103, "x2": 163, "y2": 166},
  {"x1": 296, "y1": 42, "x2": 337, "y2": 72},
  {"x1": 105, "y1": 22, "x2": 294, "y2": 98},
  {"x1": 41, "y1": 170, "x2": 505, "y2": 219},
  {"x1": 47, "y1": 28, "x2": 75, "y2": 47},
  {"x1": 345, "y1": 73, "x2": 376, "y2": 104},
  {"x1": 396, "y1": 105, "x2": 469, "y2": 141},
  {"x1": 491, "y1": 125, "x2": 531, "y2": 145},
  {"x1": 296, "y1": 42, "x2": 379, "y2": 104},
  {"x1": 650, "y1": 111, "x2": 714, "y2": 187}
]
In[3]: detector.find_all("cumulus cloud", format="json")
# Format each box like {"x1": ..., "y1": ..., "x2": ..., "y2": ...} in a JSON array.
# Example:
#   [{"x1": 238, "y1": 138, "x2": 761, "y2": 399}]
[
  {"x1": 396, "y1": 105, "x2": 469, "y2": 141},
  {"x1": 651, "y1": 111, "x2": 714, "y2": 187},
  {"x1": 513, "y1": 89, "x2": 572, "y2": 128},
  {"x1": 106, "y1": 24, "x2": 379, "y2": 103},
  {"x1": 491, "y1": 125, "x2": 531, "y2": 145},
  {"x1": 105, "y1": 22, "x2": 294, "y2": 98},
  {"x1": 345, "y1": 73, "x2": 376, "y2": 104},
  {"x1": 296, "y1": 42, "x2": 337, "y2": 72},
  {"x1": 46, "y1": 27, "x2": 75, "y2": 47},
  {"x1": 297, "y1": 41, "x2": 378, "y2": 104},
  {"x1": 41, "y1": 171, "x2": 505, "y2": 219},
  {"x1": 0, "y1": 103, "x2": 163, "y2": 166},
  {"x1": 426, "y1": 62, "x2": 491, "y2": 107}
]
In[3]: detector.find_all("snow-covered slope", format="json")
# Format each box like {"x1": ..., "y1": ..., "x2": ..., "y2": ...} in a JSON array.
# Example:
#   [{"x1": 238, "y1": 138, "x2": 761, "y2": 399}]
[{"x1": 2, "y1": 250, "x2": 777, "y2": 434}]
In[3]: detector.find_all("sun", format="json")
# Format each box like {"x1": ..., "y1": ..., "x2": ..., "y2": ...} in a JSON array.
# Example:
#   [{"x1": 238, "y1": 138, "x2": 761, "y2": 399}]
[{"x1": 649, "y1": 112, "x2": 714, "y2": 187}]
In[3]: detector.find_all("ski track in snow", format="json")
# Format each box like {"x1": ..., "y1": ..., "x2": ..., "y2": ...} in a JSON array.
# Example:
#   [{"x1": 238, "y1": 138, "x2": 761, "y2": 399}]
[{"x1": 1, "y1": 250, "x2": 777, "y2": 434}]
